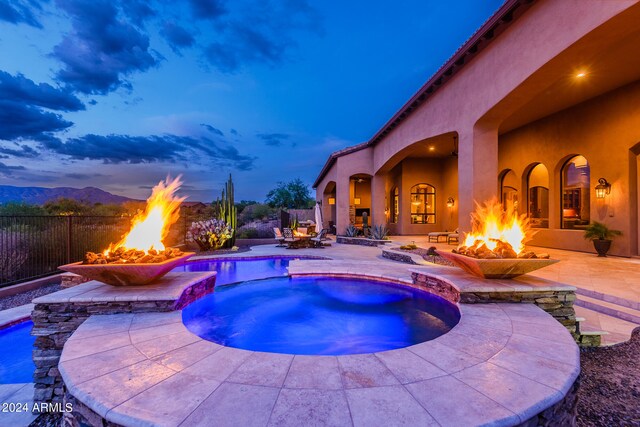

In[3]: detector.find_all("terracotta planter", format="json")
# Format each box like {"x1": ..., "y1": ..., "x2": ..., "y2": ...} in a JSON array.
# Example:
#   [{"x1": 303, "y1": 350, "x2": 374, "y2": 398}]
[
  {"x1": 592, "y1": 239, "x2": 612, "y2": 257},
  {"x1": 59, "y1": 252, "x2": 194, "y2": 286}
]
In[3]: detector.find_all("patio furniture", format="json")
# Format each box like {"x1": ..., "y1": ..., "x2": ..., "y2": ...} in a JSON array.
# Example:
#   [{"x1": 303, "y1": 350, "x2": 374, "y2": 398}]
[
  {"x1": 283, "y1": 228, "x2": 302, "y2": 249},
  {"x1": 273, "y1": 227, "x2": 286, "y2": 247},
  {"x1": 428, "y1": 232, "x2": 449, "y2": 243},
  {"x1": 297, "y1": 227, "x2": 308, "y2": 235},
  {"x1": 310, "y1": 228, "x2": 329, "y2": 248},
  {"x1": 447, "y1": 233, "x2": 459, "y2": 245}
]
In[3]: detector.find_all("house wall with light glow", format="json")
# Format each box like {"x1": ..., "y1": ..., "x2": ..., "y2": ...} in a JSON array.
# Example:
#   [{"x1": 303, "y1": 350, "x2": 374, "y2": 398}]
[{"x1": 314, "y1": 0, "x2": 640, "y2": 257}]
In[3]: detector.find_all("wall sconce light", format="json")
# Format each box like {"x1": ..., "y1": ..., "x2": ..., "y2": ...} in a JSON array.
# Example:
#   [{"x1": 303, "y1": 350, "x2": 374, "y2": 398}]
[
  {"x1": 595, "y1": 178, "x2": 611, "y2": 199},
  {"x1": 328, "y1": 197, "x2": 336, "y2": 205},
  {"x1": 446, "y1": 197, "x2": 455, "y2": 208},
  {"x1": 354, "y1": 198, "x2": 361, "y2": 205}
]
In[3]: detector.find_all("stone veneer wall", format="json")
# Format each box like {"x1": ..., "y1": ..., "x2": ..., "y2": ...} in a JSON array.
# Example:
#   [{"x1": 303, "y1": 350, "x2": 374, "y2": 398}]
[
  {"x1": 31, "y1": 275, "x2": 215, "y2": 404},
  {"x1": 410, "y1": 272, "x2": 578, "y2": 336},
  {"x1": 381, "y1": 249, "x2": 418, "y2": 264},
  {"x1": 336, "y1": 236, "x2": 389, "y2": 246},
  {"x1": 517, "y1": 378, "x2": 579, "y2": 427}
]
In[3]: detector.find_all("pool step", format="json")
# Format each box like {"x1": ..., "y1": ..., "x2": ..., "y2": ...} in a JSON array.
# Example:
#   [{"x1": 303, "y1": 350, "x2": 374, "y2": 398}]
[
  {"x1": 575, "y1": 294, "x2": 640, "y2": 324},
  {"x1": 575, "y1": 305, "x2": 639, "y2": 346}
]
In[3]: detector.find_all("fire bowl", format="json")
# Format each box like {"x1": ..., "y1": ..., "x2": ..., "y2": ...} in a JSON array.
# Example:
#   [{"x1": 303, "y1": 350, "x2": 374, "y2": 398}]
[
  {"x1": 59, "y1": 252, "x2": 194, "y2": 286},
  {"x1": 437, "y1": 250, "x2": 559, "y2": 279}
]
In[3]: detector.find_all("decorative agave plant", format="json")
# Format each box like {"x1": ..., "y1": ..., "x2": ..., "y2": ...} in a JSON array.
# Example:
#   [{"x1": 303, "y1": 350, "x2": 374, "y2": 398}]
[
  {"x1": 345, "y1": 224, "x2": 358, "y2": 237},
  {"x1": 371, "y1": 224, "x2": 389, "y2": 240}
]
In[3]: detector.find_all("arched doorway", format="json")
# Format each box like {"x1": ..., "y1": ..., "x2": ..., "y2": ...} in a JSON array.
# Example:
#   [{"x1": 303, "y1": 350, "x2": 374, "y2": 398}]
[
  {"x1": 322, "y1": 181, "x2": 336, "y2": 233},
  {"x1": 526, "y1": 163, "x2": 550, "y2": 228},
  {"x1": 499, "y1": 169, "x2": 519, "y2": 210}
]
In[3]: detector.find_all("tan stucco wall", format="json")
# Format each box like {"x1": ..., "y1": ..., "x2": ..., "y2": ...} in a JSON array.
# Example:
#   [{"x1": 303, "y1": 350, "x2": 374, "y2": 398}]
[{"x1": 499, "y1": 80, "x2": 640, "y2": 256}]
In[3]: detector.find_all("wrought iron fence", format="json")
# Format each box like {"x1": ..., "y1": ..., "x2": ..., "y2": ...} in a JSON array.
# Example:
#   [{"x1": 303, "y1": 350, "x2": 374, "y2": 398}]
[{"x1": 0, "y1": 214, "x2": 208, "y2": 287}]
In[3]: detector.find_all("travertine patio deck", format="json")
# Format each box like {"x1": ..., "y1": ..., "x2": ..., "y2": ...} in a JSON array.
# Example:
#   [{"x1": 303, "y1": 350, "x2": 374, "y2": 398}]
[{"x1": 60, "y1": 304, "x2": 579, "y2": 427}]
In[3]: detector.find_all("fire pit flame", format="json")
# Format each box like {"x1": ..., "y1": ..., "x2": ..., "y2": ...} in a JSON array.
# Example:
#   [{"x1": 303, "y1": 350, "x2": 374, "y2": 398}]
[
  {"x1": 106, "y1": 176, "x2": 185, "y2": 256},
  {"x1": 456, "y1": 199, "x2": 544, "y2": 259}
]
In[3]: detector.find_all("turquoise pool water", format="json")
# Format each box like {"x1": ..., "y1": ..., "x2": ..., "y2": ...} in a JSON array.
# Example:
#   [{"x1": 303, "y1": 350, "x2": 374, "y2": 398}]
[
  {"x1": 0, "y1": 321, "x2": 36, "y2": 384},
  {"x1": 183, "y1": 276, "x2": 460, "y2": 355}
]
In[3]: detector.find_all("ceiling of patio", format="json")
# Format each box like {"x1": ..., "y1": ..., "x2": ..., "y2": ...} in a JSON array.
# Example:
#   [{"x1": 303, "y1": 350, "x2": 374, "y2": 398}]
[
  {"x1": 376, "y1": 132, "x2": 458, "y2": 174},
  {"x1": 495, "y1": 3, "x2": 640, "y2": 134}
]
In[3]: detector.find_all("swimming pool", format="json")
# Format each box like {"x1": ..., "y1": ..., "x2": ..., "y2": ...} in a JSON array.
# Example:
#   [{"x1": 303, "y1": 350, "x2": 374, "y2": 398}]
[
  {"x1": 182, "y1": 276, "x2": 460, "y2": 355},
  {"x1": 172, "y1": 257, "x2": 295, "y2": 285},
  {"x1": 0, "y1": 321, "x2": 35, "y2": 384}
]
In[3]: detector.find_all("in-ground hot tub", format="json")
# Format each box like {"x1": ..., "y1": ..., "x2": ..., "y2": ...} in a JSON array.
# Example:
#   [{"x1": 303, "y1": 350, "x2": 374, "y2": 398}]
[{"x1": 182, "y1": 276, "x2": 460, "y2": 355}]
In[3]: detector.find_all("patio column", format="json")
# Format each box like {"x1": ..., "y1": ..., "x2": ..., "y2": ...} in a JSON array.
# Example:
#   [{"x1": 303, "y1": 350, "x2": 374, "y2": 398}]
[
  {"x1": 335, "y1": 179, "x2": 350, "y2": 235},
  {"x1": 457, "y1": 126, "x2": 499, "y2": 232},
  {"x1": 371, "y1": 173, "x2": 386, "y2": 227}
]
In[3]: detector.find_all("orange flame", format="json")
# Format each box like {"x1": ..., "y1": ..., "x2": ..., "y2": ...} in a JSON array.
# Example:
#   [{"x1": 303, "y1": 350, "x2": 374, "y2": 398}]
[
  {"x1": 462, "y1": 199, "x2": 533, "y2": 254},
  {"x1": 106, "y1": 176, "x2": 185, "y2": 254}
]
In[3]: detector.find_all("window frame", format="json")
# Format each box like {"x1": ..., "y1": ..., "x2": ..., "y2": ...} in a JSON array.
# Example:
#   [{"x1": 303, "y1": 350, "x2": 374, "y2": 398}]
[{"x1": 410, "y1": 183, "x2": 436, "y2": 224}]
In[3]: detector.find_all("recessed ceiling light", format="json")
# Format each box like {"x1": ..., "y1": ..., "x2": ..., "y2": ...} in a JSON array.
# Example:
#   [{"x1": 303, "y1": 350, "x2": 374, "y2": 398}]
[
  {"x1": 428, "y1": 146, "x2": 435, "y2": 151},
  {"x1": 575, "y1": 71, "x2": 587, "y2": 78}
]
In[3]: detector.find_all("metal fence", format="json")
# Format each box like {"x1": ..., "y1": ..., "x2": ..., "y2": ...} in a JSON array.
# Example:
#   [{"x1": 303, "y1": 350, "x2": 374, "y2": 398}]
[{"x1": 0, "y1": 214, "x2": 206, "y2": 287}]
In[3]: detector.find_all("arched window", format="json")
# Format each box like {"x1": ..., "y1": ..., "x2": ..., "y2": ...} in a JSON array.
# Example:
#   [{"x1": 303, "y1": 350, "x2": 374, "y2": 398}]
[
  {"x1": 527, "y1": 164, "x2": 549, "y2": 228},
  {"x1": 561, "y1": 155, "x2": 590, "y2": 229},
  {"x1": 391, "y1": 187, "x2": 399, "y2": 223},
  {"x1": 410, "y1": 183, "x2": 435, "y2": 224},
  {"x1": 500, "y1": 169, "x2": 518, "y2": 210}
]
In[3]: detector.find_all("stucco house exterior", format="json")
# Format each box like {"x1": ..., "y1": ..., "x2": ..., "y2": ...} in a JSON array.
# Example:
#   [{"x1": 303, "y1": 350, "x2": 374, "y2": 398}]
[{"x1": 313, "y1": 0, "x2": 640, "y2": 257}]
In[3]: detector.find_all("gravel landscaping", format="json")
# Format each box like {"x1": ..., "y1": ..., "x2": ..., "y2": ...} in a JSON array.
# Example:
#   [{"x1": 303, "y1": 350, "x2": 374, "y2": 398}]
[
  {"x1": 578, "y1": 327, "x2": 640, "y2": 426},
  {"x1": 0, "y1": 282, "x2": 62, "y2": 311}
]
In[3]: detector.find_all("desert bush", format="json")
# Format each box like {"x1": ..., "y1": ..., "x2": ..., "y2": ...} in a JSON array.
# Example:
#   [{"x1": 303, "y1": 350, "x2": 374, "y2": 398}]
[
  {"x1": 0, "y1": 230, "x2": 29, "y2": 283},
  {"x1": 186, "y1": 219, "x2": 233, "y2": 251}
]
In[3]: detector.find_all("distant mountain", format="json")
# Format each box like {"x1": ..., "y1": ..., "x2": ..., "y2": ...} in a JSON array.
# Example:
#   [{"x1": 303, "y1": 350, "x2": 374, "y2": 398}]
[{"x1": 0, "y1": 185, "x2": 135, "y2": 205}]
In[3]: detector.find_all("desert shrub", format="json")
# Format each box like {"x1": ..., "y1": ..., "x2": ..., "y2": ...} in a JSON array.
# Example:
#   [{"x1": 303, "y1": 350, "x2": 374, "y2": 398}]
[
  {"x1": 238, "y1": 204, "x2": 276, "y2": 226},
  {"x1": 371, "y1": 224, "x2": 390, "y2": 240},
  {"x1": 0, "y1": 230, "x2": 29, "y2": 283},
  {"x1": 344, "y1": 224, "x2": 358, "y2": 237},
  {"x1": 237, "y1": 228, "x2": 259, "y2": 238},
  {"x1": 186, "y1": 219, "x2": 233, "y2": 251}
]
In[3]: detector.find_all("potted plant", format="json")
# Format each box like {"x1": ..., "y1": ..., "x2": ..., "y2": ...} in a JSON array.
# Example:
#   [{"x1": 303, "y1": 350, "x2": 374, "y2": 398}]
[{"x1": 584, "y1": 221, "x2": 622, "y2": 257}]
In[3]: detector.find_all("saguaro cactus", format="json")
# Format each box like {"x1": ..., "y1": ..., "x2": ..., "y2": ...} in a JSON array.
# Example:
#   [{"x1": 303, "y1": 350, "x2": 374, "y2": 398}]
[{"x1": 214, "y1": 174, "x2": 237, "y2": 247}]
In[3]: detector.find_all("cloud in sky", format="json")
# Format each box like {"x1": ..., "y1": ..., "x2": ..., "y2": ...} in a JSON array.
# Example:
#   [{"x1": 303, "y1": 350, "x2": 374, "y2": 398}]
[
  {"x1": 201, "y1": 123, "x2": 224, "y2": 137},
  {"x1": 42, "y1": 133, "x2": 255, "y2": 170},
  {"x1": 256, "y1": 133, "x2": 291, "y2": 147},
  {"x1": 0, "y1": 71, "x2": 84, "y2": 142},
  {"x1": 0, "y1": 161, "x2": 27, "y2": 177},
  {"x1": 53, "y1": 0, "x2": 159, "y2": 94},
  {"x1": 160, "y1": 21, "x2": 196, "y2": 54},
  {"x1": 0, "y1": 0, "x2": 45, "y2": 28}
]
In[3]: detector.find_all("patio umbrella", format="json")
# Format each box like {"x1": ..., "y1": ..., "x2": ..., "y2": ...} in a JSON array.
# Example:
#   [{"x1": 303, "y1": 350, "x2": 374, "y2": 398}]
[{"x1": 315, "y1": 202, "x2": 323, "y2": 232}]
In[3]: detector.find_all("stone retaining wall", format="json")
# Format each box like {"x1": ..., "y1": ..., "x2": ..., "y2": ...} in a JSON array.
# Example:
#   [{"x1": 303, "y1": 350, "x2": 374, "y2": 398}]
[
  {"x1": 336, "y1": 236, "x2": 389, "y2": 246},
  {"x1": 381, "y1": 249, "x2": 418, "y2": 264},
  {"x1": 31, "y1": 273, "x2": 215, "y2": 404},
  {"x1": 518, "y1": 377, "x2": 579, "y2": 426},
  {"x1": 411, "y1": 271, "x2": 578, "y2": 335}
]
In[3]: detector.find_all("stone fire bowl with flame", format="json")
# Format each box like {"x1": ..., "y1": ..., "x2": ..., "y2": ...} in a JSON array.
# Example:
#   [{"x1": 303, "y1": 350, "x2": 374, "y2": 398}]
[
  {"x1": 59, "y1": 252, "x2": 194, "y2": 287},
  {"x1": 437, "y1": 250, "x2": 559, "y2": 279}
]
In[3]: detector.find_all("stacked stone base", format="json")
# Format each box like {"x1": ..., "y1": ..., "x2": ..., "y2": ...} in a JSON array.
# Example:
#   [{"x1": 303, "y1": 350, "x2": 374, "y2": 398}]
[
  {"x1": 517, "y1": 378, "x2": 579, "y2": 427},
  {"x1": 410, "y1": 271, "x2": 578, "y2": 336},
  {"x1": 336, "y1": 236, "x2": 389, "y2": 246},
  {"x1": 31, "y1": 273, "x2": 215, "y2": 404}
]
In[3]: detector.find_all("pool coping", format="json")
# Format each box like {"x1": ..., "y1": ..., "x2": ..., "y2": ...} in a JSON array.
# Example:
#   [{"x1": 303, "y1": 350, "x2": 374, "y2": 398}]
[
  {"x1": 59, "y1": 302, "x2": 580, "y2": 427},
  {"x1": 0, "y1": 304, "x2": 34, "y2": 329}
]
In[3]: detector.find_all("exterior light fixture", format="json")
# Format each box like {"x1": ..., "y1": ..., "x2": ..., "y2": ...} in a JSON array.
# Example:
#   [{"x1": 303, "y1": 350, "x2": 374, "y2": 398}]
[
  {"x1": 328, "y1": 197, "x2": 336, "y2": 205},
  {"x1": 576, "y1": 72, "x2": 587, "y2": 78},
  {"x1": 354, "y1": 198, "x2": 361, "y2": 205},
  {"x1": 446, "y1": 197, "x2": 455, "y2": 208},
  {"x1": 428, "y1": 146, "x2": 435, "y2": 152},
  {"x1": 595, "y1": 178, "x2": 611, "y2": 199}
]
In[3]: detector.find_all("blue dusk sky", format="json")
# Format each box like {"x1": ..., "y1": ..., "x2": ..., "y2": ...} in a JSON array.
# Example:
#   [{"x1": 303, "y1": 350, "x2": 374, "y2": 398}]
[{"x1": 0, "y1": 0, "x2": 503, "y2": 202}]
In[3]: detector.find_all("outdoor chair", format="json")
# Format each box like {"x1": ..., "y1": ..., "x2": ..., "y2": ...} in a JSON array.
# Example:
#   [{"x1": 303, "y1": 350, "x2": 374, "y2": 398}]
[
  {"x1": 283, "y1": 228, "x2": 301, "y2": 249},
  {"x1": 447, "y1": 233, "x2": 459, "y2": 245},
  {"x1": 428, "y1": 232, "x2": 449, "y2": 243},
  {"x1": 273, "y1": 227, "x2": 286, "y2": 247},
  {"x1": 310, "y1": 228, "x2": 329, "y2": 248}
]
